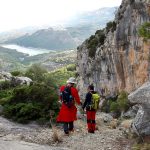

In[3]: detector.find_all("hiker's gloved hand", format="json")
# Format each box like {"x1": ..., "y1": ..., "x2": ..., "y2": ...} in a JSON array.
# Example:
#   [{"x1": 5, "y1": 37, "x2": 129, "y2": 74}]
[{"x1": 82, "y1": 109, "x2": 86, "y2": 114}]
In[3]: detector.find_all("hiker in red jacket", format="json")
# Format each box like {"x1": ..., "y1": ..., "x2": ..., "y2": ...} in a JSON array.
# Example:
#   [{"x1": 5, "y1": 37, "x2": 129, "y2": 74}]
[{"x1": 57, "y1": 77, "x2": 81, "y2": 135}]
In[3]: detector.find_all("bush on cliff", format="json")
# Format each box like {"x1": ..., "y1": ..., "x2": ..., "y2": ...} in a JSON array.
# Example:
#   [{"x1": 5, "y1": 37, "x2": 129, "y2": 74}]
[
  {"x1": 138, "y1": 22, "x2": 150, "y2": 40},
  {"x1": 87, "y1": 29, "x2": 105, "y2": 58},
  {"x1": 106, "y1": 21, "x2": 116, "y2": 33}
]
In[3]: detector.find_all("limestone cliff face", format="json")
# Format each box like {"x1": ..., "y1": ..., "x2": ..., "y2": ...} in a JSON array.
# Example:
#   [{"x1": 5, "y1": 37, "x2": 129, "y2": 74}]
[{"x1": 77, "y1": 0, "x2": 150, "y2": 98}]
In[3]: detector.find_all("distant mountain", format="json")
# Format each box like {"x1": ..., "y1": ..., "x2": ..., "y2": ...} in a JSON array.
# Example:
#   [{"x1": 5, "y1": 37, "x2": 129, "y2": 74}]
[
  {"x1": 5, "y1": 28, "x2": 77, "y2": 50},
  {"x1": 4, "y1": 7, "x2": 118, "y2": 50},
  {"x1": 0, "y1": 26, "x2": 43, "y2": 43},
  {"x1": 67, "y1": 7, "x2": 118, "y2": 27}
]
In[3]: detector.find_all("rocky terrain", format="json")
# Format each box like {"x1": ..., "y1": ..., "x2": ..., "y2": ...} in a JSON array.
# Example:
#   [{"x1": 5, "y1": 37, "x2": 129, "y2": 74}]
[
  {"x1": 0, "y1": 113, "x2": 132, "y2": 150},
  {"x1": 1, "y1": 79, "x2": 150, "y2": 150}
]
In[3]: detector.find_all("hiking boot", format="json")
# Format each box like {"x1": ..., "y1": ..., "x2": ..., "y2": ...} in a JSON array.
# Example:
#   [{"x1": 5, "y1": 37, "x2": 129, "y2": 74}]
[
  {"x1": 88, "y1": 130, "x2": 95, "y2": 133},
  {"x1": 64, "y1": 131, "x2": 69, "y2": 136},
  {"x1": 69, "y1": 129, "x2": 74, "y2": 132}
]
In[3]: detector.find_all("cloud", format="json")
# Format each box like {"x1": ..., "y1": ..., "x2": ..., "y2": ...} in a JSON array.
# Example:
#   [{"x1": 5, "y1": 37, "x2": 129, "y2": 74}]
[{"x1": 0, "y1": 0, "x2": 122, "y2": 32}]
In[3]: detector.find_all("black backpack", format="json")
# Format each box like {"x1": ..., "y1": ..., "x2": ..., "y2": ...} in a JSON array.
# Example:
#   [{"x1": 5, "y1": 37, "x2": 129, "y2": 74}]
[{"x1": 60, "y1": 86, "x2": 74, "y2": 107}]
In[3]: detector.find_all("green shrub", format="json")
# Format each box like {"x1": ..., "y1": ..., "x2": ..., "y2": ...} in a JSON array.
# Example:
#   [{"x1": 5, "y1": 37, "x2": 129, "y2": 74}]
[
  {"x1": 106, "y1": 21, "x2": 116, "y2": 33},
  {"x1": 3, "y1": 103, "x2": 41, "y2": 123},
  {"x1": 138, "y1": 22, "x2": 150, "y2": 40},
  {"x1": 0, "y1": 89, "x2": 13, "y2": 105},
  {"x1": 0, "y1": 97, "x2": 11, "y2": 105},
  {"x1": 117, "y1": 91, "x2": 129, "y2": 112},
  {"x1": 0, "y1": 81, "x2": 11, "y2": 90},
  {"x1": 95, "y1": 29, "x2": 106, "y2": 45},
  {"x1": 1, "y1": 65, "x2": 76, "y2": 124},
  {"x1": 110, "y1": 101, "x2": 119, "y2": 112},
  {"x1": 87, "y1": 29, "x2": 106, "y2": 58},
  {"x1": 48, "y1": 67, "x2": 75, "y2": 86},
  {"x1": 66, "y1": 64, "x2": 76, "y2": 72},
  {"x1": 11, "y1": 71, "x2": 22, "y2": 76},
  {"x1": 87, "y1": 36, "x2": 99, "y2": 58},
  {"x1": 132, "y1": 143, "x2": 150, "y2": 150},
  {"x1": 3, "y1": 82, "x2": 59, "y2": 124},
  {"x1": 25, "y1": 63, "x2": 47, "y2": 82},
  {"x1": 87, "y1": 35, "x2": 98, "y2": 57},
  {"x1": 0, "y1": 90, "x2": 11, "y2": 99}
]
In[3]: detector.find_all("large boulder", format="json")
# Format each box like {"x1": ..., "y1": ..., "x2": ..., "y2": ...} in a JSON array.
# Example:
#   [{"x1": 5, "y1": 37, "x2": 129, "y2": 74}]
[
  {"x1": 123, "y1": 105, "x2": 139, "y2": 119},
  {"x1": 128, "y1": 82, "x2": 150, "y2": 137},
  {"x1": 11, "y1": 76, "x2": 33, "y2": 86},
  {"x1": 0, "y1": 71, "x2": 12, "y2": 80}
]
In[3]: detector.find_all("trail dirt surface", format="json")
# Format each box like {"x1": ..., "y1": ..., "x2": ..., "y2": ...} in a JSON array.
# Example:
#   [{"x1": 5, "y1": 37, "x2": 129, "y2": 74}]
[{"x1": 0, "y1": 114, "x2": 132, "y2": 150}]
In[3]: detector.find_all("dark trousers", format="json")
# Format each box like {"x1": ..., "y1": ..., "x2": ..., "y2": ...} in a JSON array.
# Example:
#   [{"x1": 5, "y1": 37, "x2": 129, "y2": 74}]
[
  {"x1": 86, "y1": 110, "x2": 96, "y2": 132},
  {"x1": 63, "y1": 122, "x2": 74, "y2": 134}
]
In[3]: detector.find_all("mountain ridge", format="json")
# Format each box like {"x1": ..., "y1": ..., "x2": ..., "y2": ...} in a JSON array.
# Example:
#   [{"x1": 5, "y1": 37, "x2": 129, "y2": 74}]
[{"x1": 3, "y1": 7, "x2": 117, "y2": 50}]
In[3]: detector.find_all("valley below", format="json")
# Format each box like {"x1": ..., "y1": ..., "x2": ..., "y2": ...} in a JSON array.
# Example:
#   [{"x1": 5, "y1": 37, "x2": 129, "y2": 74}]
[{"x1": 0, "y1": 44, "x2": 76, "y2": 72}]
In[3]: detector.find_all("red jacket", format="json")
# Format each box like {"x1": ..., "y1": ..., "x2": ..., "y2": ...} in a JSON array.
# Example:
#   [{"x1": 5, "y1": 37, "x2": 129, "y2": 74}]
[{"x1": 57, "y1": 85, "x2": 81, "y2": 122}]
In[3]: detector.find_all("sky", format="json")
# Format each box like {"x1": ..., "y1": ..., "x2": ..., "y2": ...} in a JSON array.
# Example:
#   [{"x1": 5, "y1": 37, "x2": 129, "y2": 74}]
[{"x1": 0, "y1": 0, "x2": 122, "y2": 32}]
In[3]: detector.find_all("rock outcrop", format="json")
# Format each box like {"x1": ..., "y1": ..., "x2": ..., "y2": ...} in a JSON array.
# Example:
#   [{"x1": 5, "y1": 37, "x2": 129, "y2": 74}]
[
  {"x1": 128, "y1": 82, "x2": 150, "y2": 137},
  {"x1": 77, "y1": 0, "x2": 150, "y2": 98},
  {"x1": 0, "y1": 71, "x2": 12, "y2": 80},
  {"x1": 0, "y1": 71, "x2": 32, "y2": 86},
  {"x1": 11, "y1": 76, "x2": 33, "y2": 86}
]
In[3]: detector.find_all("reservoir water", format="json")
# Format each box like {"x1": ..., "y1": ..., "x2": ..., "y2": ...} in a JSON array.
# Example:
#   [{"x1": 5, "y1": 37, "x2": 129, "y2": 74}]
[{"x1": 1, "y1": 44, "x2": 51, "y2": 56}]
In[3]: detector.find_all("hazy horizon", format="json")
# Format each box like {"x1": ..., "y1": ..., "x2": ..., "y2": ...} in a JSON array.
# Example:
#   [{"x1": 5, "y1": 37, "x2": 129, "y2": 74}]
[{"x1": 0, "y1": 0, "x2": 122, "y2": 33}]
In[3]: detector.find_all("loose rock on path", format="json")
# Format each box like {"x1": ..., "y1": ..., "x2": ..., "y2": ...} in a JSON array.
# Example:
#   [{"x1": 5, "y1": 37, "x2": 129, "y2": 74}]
[{"x1": 0, "y1": 114, "x2": 132, "y2": 150}]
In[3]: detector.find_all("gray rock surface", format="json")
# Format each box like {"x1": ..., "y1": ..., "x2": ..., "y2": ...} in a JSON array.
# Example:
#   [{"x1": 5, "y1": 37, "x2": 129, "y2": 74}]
[
  {"x1": 0, "y1": 71, "x2": 32, "y2": 86},
  {"x1": 97, "y1": 112, "x2": 113, "y2": 123},
  {"x1": 0, "y1": 71, "x2": 12, "y2": 80},
  {"x1": 128, "y1": 82, "x2": 150, "y2": 105},
  {"x1": 0, "y1": 140, "x2": 69, "y2": 150},
  {"x1": 0, "y1": 114, "x2": 132, "y2": 150},
  {"x1": 123, "y1": 105, "x2": 139, "y2": 118},
  {"x1": 11, "y1": 76, "x2": 33, "y2": 86},
  {"x1": 128, "y1": 82, "x2": 150, "y2": 136},
  {"x1": 77, "y1": 0, "x2": 150, "y2": 98}
]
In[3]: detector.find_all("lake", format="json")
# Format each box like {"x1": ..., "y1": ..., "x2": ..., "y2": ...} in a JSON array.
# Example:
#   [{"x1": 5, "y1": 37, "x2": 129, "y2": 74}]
[{"x1": 1, "y1": 44, "x2": 51, "y2": 56}]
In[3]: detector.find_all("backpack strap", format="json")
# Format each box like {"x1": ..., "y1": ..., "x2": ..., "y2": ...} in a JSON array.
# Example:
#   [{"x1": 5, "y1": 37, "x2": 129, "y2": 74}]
[{"x1": 65, "y1": 86, "x2": 72, "y2": 95}]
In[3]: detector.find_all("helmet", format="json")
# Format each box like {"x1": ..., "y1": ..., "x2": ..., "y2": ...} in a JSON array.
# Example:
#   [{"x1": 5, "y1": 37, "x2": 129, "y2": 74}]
[{"x1": 67, "y1": 77, "x2": 77, "y2": 84}]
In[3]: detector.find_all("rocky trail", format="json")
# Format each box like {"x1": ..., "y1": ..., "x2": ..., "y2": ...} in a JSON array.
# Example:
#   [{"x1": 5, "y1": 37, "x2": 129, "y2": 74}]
[{"x1": 0, "y1": 113, "x2": 133, "y2": 150}]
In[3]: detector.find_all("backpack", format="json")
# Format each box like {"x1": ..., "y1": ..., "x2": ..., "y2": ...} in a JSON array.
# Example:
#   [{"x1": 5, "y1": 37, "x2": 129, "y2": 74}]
[
  {"x1": 90, "y1": 93, "x2": 100, "y2": 110},
  {"x1": 60, "y1": 86, "x2": 74, "y2": 108}
]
